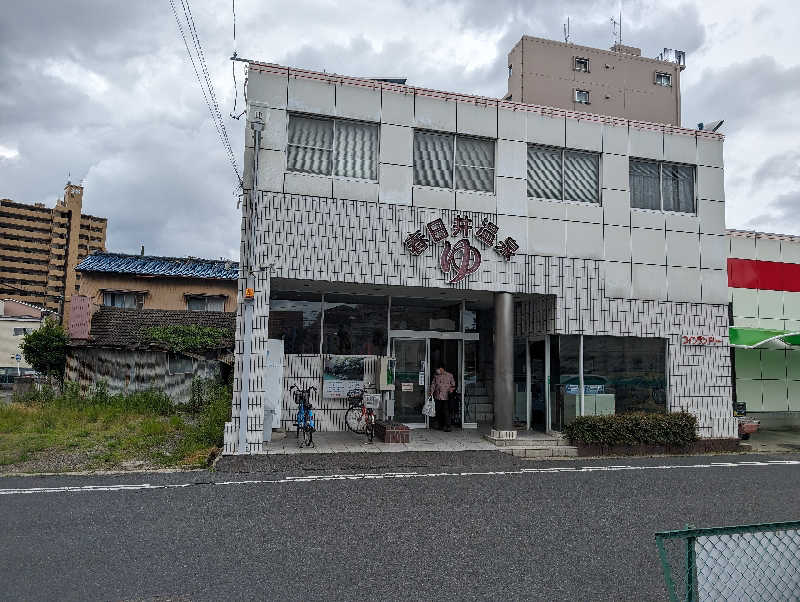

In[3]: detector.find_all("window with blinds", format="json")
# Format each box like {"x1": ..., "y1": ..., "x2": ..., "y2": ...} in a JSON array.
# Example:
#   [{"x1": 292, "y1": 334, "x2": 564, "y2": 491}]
[
  {"x1": 287, "y1": 114, "x2": 378, "y2": 180},
  {"x1": 527, "y1": 144, "x2": 599, "y2": 203},
  {"x1": 414, "y1": 131, "x2": 454, "y2": 189},
  {"x1": 455, "y1": 136, "x2": 494, "y2": 192},
  {"x1": 630, "y1": 159, "x2": 695, "y2": 213},
  {"x1": 413, "y1": 131, "x2": 495, "y2": 192}
]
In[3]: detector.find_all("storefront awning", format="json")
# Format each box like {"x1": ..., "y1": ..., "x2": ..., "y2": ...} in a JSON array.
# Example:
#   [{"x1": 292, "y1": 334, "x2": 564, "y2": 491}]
[{"x1": 729, "y1": 327, "x2": 800, "y2": 349}]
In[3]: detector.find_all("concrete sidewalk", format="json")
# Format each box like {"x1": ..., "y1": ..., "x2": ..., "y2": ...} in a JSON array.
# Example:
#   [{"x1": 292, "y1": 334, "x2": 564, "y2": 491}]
[
  {"x1": 742, "y1": 428, "x2": 800, "y2": 454},
  {"x1": 260, "y1": 426, "x2": 566, "y2": 454},
  {"x1": 263, "y1": 426, "x2": 497, "y2": 454}
]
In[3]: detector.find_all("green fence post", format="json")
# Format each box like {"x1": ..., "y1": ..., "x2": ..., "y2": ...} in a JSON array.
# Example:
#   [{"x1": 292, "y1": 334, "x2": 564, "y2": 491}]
[
  {"x1": 685, "y1": 526, "x2": 698, "y2": 602},
  {"x1": 655, "y1": 534, "x2": 679, "y2": 602}
]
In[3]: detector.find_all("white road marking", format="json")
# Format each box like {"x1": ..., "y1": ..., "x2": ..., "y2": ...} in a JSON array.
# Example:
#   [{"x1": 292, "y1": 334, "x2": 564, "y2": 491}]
[{"x1": 1, "y1": 460, "x2": 799, "y2": 496}]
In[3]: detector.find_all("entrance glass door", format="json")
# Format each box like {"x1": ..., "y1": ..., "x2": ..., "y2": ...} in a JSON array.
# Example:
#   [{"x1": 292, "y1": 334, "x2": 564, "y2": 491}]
[
  {"x1": 530, "y1": 339, "x2": 547, "y2": 430},
  {"x1": 393, "y1": 339, "x2": 427, "y2": 424},
  {"x1": 429, "y1": 339, "x2": 460, "y2": 427}
]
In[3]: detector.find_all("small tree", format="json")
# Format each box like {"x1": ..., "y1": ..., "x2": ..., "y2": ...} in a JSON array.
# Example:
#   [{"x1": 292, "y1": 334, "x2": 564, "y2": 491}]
[{"x1": 20, "y1": 317, "x2": 69, "y2": 380}]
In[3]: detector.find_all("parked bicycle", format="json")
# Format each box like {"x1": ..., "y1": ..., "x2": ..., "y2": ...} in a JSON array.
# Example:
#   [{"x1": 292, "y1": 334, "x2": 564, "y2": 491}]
[
  {"x1": 344, "y1": 388, "x2": 376, "y2": 443},
  {"x1": 290, "y1": 384, "x2": 317, "y2": 448}
]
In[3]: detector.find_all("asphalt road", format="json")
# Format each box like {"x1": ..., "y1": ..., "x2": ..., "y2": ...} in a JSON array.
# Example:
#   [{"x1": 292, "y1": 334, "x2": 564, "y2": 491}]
[{"x1": 2, "y1": 451, "x2": 800, "y2": 601}]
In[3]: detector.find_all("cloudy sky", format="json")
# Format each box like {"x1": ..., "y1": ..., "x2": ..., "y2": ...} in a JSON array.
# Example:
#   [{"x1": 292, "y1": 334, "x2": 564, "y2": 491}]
[{"x1": 1, "y1": 0, "x2": 798, "y2": 259}]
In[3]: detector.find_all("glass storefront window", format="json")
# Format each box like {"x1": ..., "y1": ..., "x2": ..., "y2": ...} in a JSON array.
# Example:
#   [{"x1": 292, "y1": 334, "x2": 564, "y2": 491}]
[
  {"x1": 322, "y1": 294, "x2": 388, "y2": 355},
  {"x1": 550, "y1": 335, "x2": 580, "y2": 429},
  {"x1": 463, "y1": 309, "x2": 478, "y2": 333},
  {"x1": 463, "y1": 303, "x2": 492, "y2": 334},
  {"x1": 513, "y1": 339, "x2": 527, "y2": 424},
  {"x1": 581, "y1": 335, "x2": 667, "y2": 414},
  {"x1": 390, "y1": 298, "x2": 460, "y2": 332},
  {"x1": 268, "y1": 291, "x2": 322, "y2": 354}
]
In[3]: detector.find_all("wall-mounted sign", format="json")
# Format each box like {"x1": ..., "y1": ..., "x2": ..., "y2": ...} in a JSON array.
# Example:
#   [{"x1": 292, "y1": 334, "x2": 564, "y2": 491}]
[
  {"x1": 401, "y1": 382, "x2": 414, "y2": 392},
  {"x1": 681, "y1": 335, "x2": 722, "y2": 346},
  {"x1": 322, "y1": 355, "x2": 365, "y2": 398},
  {"x1": 403, "y1": 215, "x2": 519, "y2": 285}
]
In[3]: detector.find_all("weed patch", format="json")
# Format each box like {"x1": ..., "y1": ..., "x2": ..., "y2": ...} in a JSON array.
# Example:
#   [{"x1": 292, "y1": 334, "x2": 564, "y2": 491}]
[{"x1": 0, "y1": 379, "x2": 232, "y2": 472}]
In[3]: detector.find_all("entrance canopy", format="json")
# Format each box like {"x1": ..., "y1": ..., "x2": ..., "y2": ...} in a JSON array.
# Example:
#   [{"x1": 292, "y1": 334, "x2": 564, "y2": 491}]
[{"x1": 729, "y1": 327, "x2": 800, "y2": 350}]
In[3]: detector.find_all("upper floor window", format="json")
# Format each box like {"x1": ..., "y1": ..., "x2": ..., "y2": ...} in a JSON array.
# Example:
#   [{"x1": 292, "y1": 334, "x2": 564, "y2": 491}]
[
  {"x1": 654, "y1": 72, "x2": 672, "y2": 87},
  {"x1": 413, "y1": 131, "x2": 495, "y2": 193},
  {"x1": 629, "y1": 159, "x2": 695, "y2": 213},
  {"x1": 574, "y1": 89, "x2": 590, "y2": 104},
  {"x1": 287, "y1": 114, "x2": 378, "y2": 181},
  {"x1": 574, "y1": 57, "x2": 590, "y2": 73},
  {"x1": 186, "y1": 295, "x2": 225, "y2": 312},
  {"x1": 102, "y1": 291, "x2": 144, "y2": 309},
  {"x1": 527, "y1": 145, "x2": 600, "y2": 204}
]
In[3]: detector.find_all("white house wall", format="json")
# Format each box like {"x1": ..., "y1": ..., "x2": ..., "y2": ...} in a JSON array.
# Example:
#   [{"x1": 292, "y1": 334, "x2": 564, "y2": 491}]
[{"x1": 225, "y1": 64, "x2": 733, "y2": 453}]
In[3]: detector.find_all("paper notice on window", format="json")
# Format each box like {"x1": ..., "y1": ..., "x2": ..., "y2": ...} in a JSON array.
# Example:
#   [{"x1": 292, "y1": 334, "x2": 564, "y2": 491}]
[
  {"x1": 401, "y1": 382, "x2": 413, "y2": 392},
  {"x1": 418, "y1": 372, "x2": 425, "y2": 385}
]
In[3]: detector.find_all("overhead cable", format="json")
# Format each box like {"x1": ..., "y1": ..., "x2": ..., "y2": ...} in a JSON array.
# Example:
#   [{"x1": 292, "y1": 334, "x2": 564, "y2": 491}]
[{"x1": 168, "y1": 0, "x2": 243, "y2": 188}]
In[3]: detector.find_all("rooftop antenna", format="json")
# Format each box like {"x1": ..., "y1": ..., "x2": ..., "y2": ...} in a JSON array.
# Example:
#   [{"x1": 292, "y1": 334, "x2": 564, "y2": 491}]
[
  {"x1": 611, "y1": 11, "x2": 622, "y2": 46},
  {"x1": 563, "y1": 17, "x2": 571, "y2": 43}
]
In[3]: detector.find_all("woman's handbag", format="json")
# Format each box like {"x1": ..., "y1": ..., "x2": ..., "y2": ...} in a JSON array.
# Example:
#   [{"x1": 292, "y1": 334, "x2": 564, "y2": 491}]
[{"x1": 422, "y1": 394, "x2": 436, "y2": 418}]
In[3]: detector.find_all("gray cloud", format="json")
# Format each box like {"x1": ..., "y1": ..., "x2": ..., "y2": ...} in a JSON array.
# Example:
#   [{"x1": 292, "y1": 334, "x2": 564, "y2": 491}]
[
  {"x1": 751, "y1": 151, "x2": 800, "y2": 188},
  {"x1": 0, "y1": 0, "x2": 792, "y2": 259},
  {"x1": 683, "y1": 56, "x2": 800, "y2": 133},
  {"x1": 746, "y1": 190, "x2": 800, "y2": 235}
]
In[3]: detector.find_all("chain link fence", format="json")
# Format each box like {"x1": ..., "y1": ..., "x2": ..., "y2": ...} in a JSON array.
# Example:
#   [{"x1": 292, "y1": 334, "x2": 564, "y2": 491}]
[{"x1": 655, "y1": 521, "x2": 800, "y2": 601}]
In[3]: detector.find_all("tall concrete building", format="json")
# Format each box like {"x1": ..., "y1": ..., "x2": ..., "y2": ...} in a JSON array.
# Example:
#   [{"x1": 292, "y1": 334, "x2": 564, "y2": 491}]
[
  {"x1": 0, "y1": 182, "x2": 107, "y2": 321},
  {"x1": 224, "y1": 59, "x2": 729, "y2": 454},
  {"x1": 505, "y1": 36, "x2": 685, "y2": 126}
]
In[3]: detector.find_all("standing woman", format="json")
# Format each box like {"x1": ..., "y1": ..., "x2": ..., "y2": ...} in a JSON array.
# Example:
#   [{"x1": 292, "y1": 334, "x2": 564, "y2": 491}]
[{"x1": 430, "y1": 365, "x2": 456, "y2": 431}]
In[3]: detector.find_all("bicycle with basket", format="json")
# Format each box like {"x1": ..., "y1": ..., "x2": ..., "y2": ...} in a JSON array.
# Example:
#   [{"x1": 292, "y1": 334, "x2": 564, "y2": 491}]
[
  {"x1": 290, "y1": 384, "x2": 317, "y2": 448},
  {"x1": 344, "y1": 387, "x2": 377, "y2": 443}
]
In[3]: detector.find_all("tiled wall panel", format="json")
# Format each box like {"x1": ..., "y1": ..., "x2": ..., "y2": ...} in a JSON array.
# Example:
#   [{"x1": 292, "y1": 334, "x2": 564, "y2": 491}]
[{"x1": 225, "y1": 190, "x2": 735, "y2": 451}]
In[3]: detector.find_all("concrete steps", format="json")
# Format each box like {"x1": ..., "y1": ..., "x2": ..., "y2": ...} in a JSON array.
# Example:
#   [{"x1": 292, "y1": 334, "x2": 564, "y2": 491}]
[
  {"x1": 500, "y1": 446, "x2": 578, "y2": 458},
  {"x1": 483, "y1": 433, "x2": 578, "y2": 458}
]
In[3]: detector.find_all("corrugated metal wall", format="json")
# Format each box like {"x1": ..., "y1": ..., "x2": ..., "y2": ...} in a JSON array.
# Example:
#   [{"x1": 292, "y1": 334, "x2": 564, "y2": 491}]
[{"x1": 65, "y1": 348, "x2": 221, "y2": 404}]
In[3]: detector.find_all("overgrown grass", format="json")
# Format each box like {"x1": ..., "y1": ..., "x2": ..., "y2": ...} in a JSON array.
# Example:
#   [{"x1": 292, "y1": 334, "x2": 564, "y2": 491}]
[{"x1": 0, "y1": 379, "x2": 231, "y2": 471}]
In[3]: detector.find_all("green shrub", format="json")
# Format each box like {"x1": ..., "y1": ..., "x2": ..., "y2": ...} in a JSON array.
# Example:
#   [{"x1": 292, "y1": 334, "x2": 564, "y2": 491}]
[
  {"x1": 141, "y1": 325, "x2": 232, "y2": 353},
  {"x1": 184, "y1": 386, "x2": 231, "y2": 448},
  {"x1": 20, "y1": 317, "x2": 69, "y2": 380},
  {"x1": 562, "y1": 412, "x2": 698, "y2": 447},
  {"x1": 22, "y1": 380, "x2": 175, "y2": 416},
  {"x1": 186, "y1": 378, "x2": 225, "y2": 415}
]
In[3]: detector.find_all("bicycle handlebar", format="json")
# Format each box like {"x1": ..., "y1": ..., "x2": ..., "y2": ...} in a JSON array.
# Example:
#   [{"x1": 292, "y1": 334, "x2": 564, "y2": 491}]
[{"x1": 289, "y1": 384, "x2": 317, "y2": 395}]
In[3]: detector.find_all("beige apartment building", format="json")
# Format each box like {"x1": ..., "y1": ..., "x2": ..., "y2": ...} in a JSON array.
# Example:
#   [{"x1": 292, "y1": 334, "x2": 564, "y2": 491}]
[
  {"x1": 0, "y1": 182, "x2": 107, "y2": 322},
  {"x1": 506, "y1": 36, "x2": 684, "y2": 125}
]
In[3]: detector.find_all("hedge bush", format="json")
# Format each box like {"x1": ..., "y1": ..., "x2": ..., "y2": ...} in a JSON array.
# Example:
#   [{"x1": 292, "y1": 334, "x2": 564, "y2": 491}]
[{"x1": 562, "y1": 412, "x2": 698, "y2": 447}]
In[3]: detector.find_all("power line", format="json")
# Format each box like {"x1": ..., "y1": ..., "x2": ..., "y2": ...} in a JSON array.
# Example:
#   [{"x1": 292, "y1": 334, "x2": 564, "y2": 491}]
[
  {"x1": 229, "y1": 0, "x2": 246, "y2": 120},
  {"x1": 168, "y1": 0, "x2": 243, "y2": 188},
  {"x1": 180, "y1": 0, "x2": 240, "y2": 181},
  {"x1": 182, "y1": 0, "x2": 240, "y2": 174}
]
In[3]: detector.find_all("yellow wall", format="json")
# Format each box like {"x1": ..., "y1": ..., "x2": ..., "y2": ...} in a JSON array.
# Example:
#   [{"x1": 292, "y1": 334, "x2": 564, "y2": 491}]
[{"x1": 78, "y1": 272, "x2": 237, "y2": 312}]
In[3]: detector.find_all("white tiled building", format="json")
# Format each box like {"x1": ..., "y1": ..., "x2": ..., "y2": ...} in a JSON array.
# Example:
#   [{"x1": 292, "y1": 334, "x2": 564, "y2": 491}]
[{"x1": 224, "y1": 62, "x2": 733, "y2": 454}]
